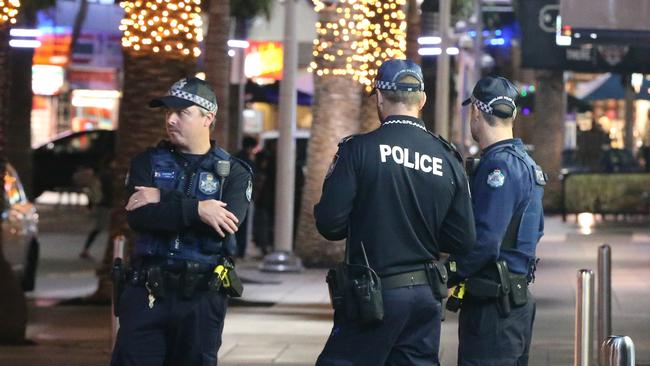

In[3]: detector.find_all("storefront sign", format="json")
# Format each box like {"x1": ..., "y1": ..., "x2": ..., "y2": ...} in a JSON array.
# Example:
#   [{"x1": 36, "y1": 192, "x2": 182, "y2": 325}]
[{"x1": 245, "y1": 41, "x2": 283, "y2": 80}]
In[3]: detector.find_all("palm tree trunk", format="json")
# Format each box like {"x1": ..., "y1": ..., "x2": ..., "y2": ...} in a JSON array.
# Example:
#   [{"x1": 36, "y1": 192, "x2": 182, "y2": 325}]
[
  {"x1": 531, "y1": 70, "x2": 565, "y2": 210},
  {"x1": 406, "y1": 0, "x2": 421, "y2": 63},
  {"x1": 0, "y1": 25, "x2": 28, "y2": 344},
  {"x1": 204, "y1": 0, "x2": 231, "y2": 150},
  {"x1": 295, "y1": 3, "x2": 363, "y2": 266},
  {"x1": 295, "y1": 74, "x2": 362, "y2": 266},
  {"x1": 359, "y1": 94, "x2": 379, "y2": 133},
  {"x1": 94, "y1": 52, "x2": 195, "y2": 300}
]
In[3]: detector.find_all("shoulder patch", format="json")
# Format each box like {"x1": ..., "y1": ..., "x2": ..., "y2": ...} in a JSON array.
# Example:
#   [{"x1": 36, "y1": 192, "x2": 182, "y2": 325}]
[
  {"x1": 534, "y1": 166, "x2": 547, "y2": 186},
  {"x1": 487, "y1": 169, "x2": 505, "y2": 188},
  {"x1": 246, "y1": 179, "x2": 253, "y2": 201}
]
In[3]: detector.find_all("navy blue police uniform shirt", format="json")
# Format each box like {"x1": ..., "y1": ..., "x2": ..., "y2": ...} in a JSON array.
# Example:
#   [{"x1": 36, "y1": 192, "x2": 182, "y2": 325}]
[
  {"x1": 314, "y1": 115, "x2": 475, "y2": 276},
  {"x1": 450, "y1": 138, "x2": 542, "y2": 280},
  {"x1": 125, "y1": 141, "x2": 252, "y2": 241}
]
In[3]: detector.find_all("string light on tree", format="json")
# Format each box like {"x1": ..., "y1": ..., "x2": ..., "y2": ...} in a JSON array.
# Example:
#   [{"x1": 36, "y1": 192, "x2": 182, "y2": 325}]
[
  {"x1": 310, "y1": 0, "x2": 367, "y2": 77},
  {"x1": 119, "y1": 0, "x2": 203, "y2": 56},
  {"x1": 1, "y1": 0, "x2": 20, "y2": 25},
  {"x1": 353, "y1": 0, "x2": 407, "y2": 91},
  {"x1": 310, "y1": 0, "x2": 407, "y2": 91}
]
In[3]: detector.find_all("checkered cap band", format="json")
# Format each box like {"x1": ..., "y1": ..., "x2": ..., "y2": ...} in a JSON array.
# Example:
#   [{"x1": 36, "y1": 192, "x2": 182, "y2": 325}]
[
  {"x1": 375, "y1": 80, "x2": 398, "y2": 91},
  {"x1": 169, "y1": 88, "x2": 217, "y2": 112},
  {"x1": 374, "y1": 80, "x2": 424, "y2": 92},
  {"x1": 471, "y1": 95, "x2": 493, "y2": 114}
]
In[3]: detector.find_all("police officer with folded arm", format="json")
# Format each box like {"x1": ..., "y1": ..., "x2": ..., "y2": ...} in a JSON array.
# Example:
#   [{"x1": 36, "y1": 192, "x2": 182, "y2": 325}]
[
  {"x1": 314, "y1": 59, "x2": 476, "y2": 366},
  {"x1": 447, "y1": 76, "x2": 545, "y2": 366},
  {"x1": 111, "y1": 77, "x2": 253, "y2": 366}
]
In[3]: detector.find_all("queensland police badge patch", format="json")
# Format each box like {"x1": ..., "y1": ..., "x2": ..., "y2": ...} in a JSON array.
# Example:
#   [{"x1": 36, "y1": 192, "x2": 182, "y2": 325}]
[
  {"x1": 487, "y1": 169, "x2": 505, "y2": 188},
  {"x1": 199, "y1": 172, "x2": 219, "y2": 194},
  {"x1": 246, "y1": 180, "x2": 252, "y2": 202}
]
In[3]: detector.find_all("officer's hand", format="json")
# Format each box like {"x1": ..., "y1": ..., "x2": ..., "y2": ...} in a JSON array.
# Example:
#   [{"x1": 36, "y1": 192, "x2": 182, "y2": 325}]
[
  {"x1": 198, "y1": 200, "x2": 239, "y2": 237},
  {"x1": 125, "y1": 186, "x2": 161, "y2": 211}
]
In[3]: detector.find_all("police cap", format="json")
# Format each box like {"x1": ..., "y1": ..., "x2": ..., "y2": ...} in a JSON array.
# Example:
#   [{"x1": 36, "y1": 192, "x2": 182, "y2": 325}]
[
  {"x1": 371, "y1": 59, "x2": 424, "y2": 95},
  {"x1": 462, "y1": 76, "x2": 519, "y2": 119},
  {"x1": 149, "y1": 76, "x2": 218, "y2": 113}
]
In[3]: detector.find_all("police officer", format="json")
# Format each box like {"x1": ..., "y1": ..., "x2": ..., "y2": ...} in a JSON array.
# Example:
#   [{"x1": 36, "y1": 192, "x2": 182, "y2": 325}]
[
  {"x1": 314, "y1": 59, "x2": 476, "y2": 366},
  {"x1": 448, "y1": 76, "x2": 546, "y2": 365},
  {"x1": 111, "y1": 77, "x2": 252, "y2": 365}
]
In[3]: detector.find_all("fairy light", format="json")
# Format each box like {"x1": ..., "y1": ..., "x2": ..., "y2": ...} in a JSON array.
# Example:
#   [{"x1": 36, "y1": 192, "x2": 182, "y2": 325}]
[
  {"x1": 310, "y1": 0, "x2": 407, "y2": 91},
  {"x1": 353, "y1": 0, "x2": 406, "y2": 92},
  {"x1": 1, "y1": 0, "x2": 21, "y2": 25},
  {"x1": 119, "y1": 0, "x2": 202, "y2": 57}
]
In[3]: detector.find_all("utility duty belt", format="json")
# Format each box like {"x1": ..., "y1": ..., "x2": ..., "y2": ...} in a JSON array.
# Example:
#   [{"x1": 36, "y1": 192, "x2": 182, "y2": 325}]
[
  {"x1": 326, "y1": 243, "x2": 448, "y2": 326},
  {"x1": 454, "y1": 260, "x2": 529, "y2": 317},
  {"x1": 111, "y1": 257, "x2": 243, "y2": 316}
]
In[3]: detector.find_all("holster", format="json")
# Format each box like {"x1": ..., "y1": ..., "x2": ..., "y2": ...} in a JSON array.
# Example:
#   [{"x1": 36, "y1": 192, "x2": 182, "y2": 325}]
[
  {"x1": 464, "y1": 260, "x2": 512, "y2": 318},
  {"x1": 111, "y1": 258, "x2": 126, "y2": 317}
]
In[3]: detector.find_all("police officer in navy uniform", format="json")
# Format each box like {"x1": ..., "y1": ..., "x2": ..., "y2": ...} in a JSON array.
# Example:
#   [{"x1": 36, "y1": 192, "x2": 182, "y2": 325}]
[
  {"x1": 111, "y1": 77, "x2": 252, "y2": 366},
  {"x1": 314, "y1": 59, "x2": 476, "y2": 366},
  {"x1": 448, "y1": 76, "x2": 546, "y2": 365}
]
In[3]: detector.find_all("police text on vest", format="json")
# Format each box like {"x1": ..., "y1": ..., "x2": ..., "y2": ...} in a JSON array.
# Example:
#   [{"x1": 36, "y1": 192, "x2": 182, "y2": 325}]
[{"x1": 379, "y1": 144, "x2": 443, "y2": 176}]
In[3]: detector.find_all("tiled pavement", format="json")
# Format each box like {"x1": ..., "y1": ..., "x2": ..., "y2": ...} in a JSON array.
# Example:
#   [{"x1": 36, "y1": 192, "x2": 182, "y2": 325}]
[{"x1": 0, "y1": 206, "x2": 649, "y2": 365}]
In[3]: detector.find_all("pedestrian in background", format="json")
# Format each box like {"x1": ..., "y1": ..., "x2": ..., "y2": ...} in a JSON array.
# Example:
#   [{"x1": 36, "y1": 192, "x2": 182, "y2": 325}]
[{"x1": 78, "y1": 158, "x2": 113, "y2": 259}]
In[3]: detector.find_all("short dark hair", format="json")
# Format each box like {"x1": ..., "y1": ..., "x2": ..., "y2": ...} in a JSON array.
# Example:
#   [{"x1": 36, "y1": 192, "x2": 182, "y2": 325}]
[
  {"x1": 242, "y1": 136, "x2": 258, "y2": 150},
  {"x1": 480, "y1": 104, "x2": 515, "y2": 126},
  {"x1": 379, "y1": 75, "x2": 424, "y2": 106}
]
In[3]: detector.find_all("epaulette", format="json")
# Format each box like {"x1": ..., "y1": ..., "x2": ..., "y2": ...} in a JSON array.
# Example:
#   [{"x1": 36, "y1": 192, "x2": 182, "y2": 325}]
[
  {"x1": 231, "y1": 156, "x2": 253, "y2": 175},
  {"x1": 430, "y1": 133, "x2": 463, "y2": 163},
  {"x1": 338, "y1": 134, "x2": 360, "y2": 146}
]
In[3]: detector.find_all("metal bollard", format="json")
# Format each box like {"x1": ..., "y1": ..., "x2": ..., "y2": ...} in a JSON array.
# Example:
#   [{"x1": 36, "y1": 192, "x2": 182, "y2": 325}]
[
  {"x1": 600, "y1": 336, "x2": 635, "y2": 366},
  {"x1": 111, "y1": 235, "x2": 126, "y2": 350},
  {"x1": 575, "y1": 269, "x2": 594, "y2": 366},
  {"x1": 597, "y1": 244, "x2": 612, "y2": 366}
]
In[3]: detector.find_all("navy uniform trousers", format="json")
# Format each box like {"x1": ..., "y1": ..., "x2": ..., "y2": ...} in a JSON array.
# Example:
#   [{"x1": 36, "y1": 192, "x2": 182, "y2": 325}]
[
  {"x1": 457, "y1": 291, "x2": 536, "y2": 366},
  {"x1": 111, "y1": 284, "x2": 227, "y2": 366},
  {"x1": 316, "y1": 284, "x2": 442, "y2": 366}
]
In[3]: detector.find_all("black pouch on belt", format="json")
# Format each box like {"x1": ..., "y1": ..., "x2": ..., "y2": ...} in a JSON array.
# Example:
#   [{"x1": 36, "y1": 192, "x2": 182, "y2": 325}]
[
  {"x1": 146, "y1": 266, "x2": 166, "y2": 298},
  {"x1": 426, "y1": 261, "x2": 448, "y2": 299},
  {"x1": 182, "y1": 261, "x2": 201, "y2": 298},
  {"x1": 508, "y1": 273, "x2": 528, "y2": 307},
  {"x1": 352, "y1": 272, "x2": 384, "y2": 324}
]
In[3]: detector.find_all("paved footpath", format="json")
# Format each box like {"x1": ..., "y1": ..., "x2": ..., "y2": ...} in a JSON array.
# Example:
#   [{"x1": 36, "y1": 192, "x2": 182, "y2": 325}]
[{"x1": 0, "y1": 205, "x2": 648, "y2": 365}]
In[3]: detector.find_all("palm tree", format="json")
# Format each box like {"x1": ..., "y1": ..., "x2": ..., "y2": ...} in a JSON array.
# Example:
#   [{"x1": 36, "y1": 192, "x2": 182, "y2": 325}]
[
  {"x1": 93, "y1": 2, "x2": 199, "y2": 299},
  {"x1": 204, "y1": 0, "x2": 231, "y2": 149},
  {"x1": 0, "y1": 23, "x2": 29, "y2": 344},
  {"x1": 358, "y1": 0, "x2": 407, "y2": 132},
  {"x1": 203, "y1": 0, "x2": 272, "y2": 152},
  {"x1": 530, "y1": 70, "x2": 564, "y2": 210},
  {"x1": 295, "y1": 0, "x2": 364, "y2": 266}
]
